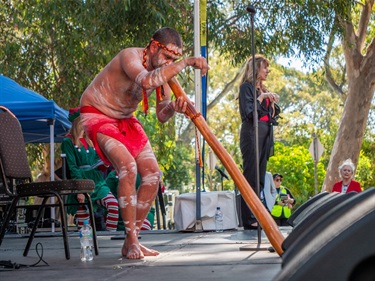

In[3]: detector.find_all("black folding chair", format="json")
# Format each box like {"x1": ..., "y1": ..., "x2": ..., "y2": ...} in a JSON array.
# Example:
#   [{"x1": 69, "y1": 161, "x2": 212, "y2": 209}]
[{"x1": 0, "y1": 106, "x2": 99, "y2": 259}]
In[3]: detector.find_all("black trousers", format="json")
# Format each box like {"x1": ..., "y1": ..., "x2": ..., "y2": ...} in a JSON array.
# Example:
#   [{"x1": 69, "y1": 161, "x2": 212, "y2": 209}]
[
  {"x1": 240, "y1": 120, "x2": 272, "y2": 227},
  {"x1": 272, "y1": 216, "x2": 289, "y2": 226}
]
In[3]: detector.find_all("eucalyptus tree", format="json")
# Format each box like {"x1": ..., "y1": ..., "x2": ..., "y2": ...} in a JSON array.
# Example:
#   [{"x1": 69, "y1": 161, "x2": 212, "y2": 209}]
[
  {"x1": 183, "y1": 0, "x2": 375, "y2": 192},
  {"x1": 3, "y1": 0, "x2": 375, "y2": 192},
  {"x1": 0, "y1": 0, "x2": 187, "y2": 106},
  {"x1": 0, "y1": 0, "x2": 196, "y2": 186},
  {"x1": 210, "y1": 1, "x2": 375, "y2": 191}
]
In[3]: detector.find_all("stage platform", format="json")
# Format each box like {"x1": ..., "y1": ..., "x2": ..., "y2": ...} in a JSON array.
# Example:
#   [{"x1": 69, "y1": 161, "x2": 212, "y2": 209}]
[{"x1": 0, "y1": 228, "x2": 290, "y2": 281}]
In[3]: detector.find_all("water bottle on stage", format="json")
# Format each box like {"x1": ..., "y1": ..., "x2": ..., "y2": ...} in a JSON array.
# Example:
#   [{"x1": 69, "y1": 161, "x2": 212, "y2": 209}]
[
  {"x1": 80, "y1": 220, "x2": 94, "y2": 261},
  {"x1": 215, "y1": 207, "x2": 224, "y2": 232}
]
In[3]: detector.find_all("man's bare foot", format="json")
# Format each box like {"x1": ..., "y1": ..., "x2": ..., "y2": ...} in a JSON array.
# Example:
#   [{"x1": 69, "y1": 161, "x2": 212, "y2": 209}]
[
  {"x1": 122, "y1": 242, "x2": 144, "y2": 259},
  {"x1": 140, "y1": 244, "x2": 159, "y2": 256}
]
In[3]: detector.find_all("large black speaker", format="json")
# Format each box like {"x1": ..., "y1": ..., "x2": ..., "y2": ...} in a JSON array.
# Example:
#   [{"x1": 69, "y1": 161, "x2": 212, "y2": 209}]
[
  {"x1": 274, "y1": 188, "x2": 375, "y2": 281},
  {"x1": 287, "y1": 191, "x2": 329, "y2": 224},
  {"x1": 287, "y1": 191, "x2": 338, "y2": 227},
  {"x1": 282, "y1": 191, "x2": 355, "y2": 251},
  {"x1": 282, "y1": 188, "x2": 375, "y2": 265}
]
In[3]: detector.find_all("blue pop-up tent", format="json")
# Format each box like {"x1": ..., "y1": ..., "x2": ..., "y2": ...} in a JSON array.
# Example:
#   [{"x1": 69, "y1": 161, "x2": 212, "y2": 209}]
[
  {"x1": 0, "y1": 74, "x2": 73, "y2": 231},
  {"x1": 0, "y1": 74, "x2": 71, "y2": 143}
]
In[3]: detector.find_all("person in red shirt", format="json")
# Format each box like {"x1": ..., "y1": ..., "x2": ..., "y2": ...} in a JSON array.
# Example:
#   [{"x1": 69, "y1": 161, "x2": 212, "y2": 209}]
[{"x1": 332, "y1": 159, "x2": 362, "y2": 193}]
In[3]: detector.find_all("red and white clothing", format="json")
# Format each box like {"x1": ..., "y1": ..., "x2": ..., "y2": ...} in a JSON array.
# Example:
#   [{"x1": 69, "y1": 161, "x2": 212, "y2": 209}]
[
  {"x1": 80, "y1": 106, "x2": 148, "y2": 166},
  {"x1": 332, "y1": 180, "x2": 362, "y2": 193}
]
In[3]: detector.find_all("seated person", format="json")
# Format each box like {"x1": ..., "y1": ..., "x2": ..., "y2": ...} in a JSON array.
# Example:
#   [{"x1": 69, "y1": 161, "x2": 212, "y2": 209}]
[
  {"x1": 332, "y1": 159, "x2": 362, "y2": 193},
  {"x1": 271, "y1": 173, "x2": 295, "y2": 226},
  {"x1": 261, "y1": 171, "x2": 277, "y2": 213},
  {"x1": 106, "y1": 170, "x2": 155, "y2": 231},
  {"x1": 61, "y1": 107, "x2": 119, "y2": 231}
]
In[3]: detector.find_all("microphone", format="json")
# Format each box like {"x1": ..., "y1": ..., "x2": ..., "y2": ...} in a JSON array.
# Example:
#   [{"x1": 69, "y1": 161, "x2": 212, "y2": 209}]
[
  {"x1": 246, "y1": 4, "x2": 256, "y2": 14},
  {"x1": 215, "y1": 166, "x2": 229, "y2": 180}
]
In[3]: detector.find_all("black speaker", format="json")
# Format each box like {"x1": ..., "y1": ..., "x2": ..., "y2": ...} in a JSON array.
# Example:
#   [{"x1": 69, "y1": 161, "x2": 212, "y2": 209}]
[
  {"x1": 282, "y1": 188, "x2": 375, "y2": 265},
  {"x1": 275, "y1": 188, "x2": 375, "y2": 281},
  {"x1": 286, "y1": 191, "x2": 329, "y2": 226},
  {"x1": 282, "y1": 191, "x2": 356, "y2": 251},
  {"x1": 288, "y1": 192, "x2": 339, "y2": 227}
]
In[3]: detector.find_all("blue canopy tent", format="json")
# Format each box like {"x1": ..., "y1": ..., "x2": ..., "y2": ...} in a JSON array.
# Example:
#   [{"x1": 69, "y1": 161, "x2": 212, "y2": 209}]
[
  {"x1": 0, "y1": 74, "x2": 71, "y2": 143},
  {"x1": 0, "y1": 74, "x2": 71, "y2": 231}
]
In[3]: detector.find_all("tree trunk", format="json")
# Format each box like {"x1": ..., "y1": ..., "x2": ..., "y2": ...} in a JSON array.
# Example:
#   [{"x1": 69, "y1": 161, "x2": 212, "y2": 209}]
[
  {"x1": 323, "y1": 2, "x2": 375, "y2": 191},
  {"x1": 322, "y1": 68, "x2": 375, "y2": 191}
]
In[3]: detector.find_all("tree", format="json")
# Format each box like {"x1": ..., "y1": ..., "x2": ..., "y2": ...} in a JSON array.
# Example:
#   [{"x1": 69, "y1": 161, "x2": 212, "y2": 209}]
[
  {"x1": 3, "y1": 0, "x2": 375, "y2": 192},
  {"x1": 321, "y1": 0, "x2": 375, "y2": 190},
  {"x1": 267, "y1": 142, "x2": 326, "y2": 210},
  {"x1": 0, "y1": 0, "x2": 197, "y2": 185},
  {"x1": 210, "y1": 1, "x2": 375, "y2": 191}
]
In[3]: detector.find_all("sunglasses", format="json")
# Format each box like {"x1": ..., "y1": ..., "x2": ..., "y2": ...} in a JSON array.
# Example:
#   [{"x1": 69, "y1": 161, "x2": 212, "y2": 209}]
[{"x1": 275, "y1": 178, "x2": 282, "y2": 182}]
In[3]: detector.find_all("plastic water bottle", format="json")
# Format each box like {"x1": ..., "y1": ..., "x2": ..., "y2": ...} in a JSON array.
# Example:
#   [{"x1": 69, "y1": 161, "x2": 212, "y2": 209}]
[
  {"x1": 80, "y1": 220, "x2": 94, "y2": 261},
  {"x1": 214, "y1": 207, "x2": 224, "y2": 233}
]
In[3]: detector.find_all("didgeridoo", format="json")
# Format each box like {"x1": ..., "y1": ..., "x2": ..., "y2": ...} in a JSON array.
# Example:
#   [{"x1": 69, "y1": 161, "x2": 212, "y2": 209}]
[{"x1": 168, "y1": 77, "x2": 285, "y2": 255}]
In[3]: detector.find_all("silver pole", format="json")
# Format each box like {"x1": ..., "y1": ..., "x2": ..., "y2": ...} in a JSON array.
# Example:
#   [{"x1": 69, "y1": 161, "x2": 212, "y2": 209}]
[
  {"x1": 194, "y1": 0, "x2": 203, "y2": 231},
  {"x1": 247, "y1": 4, "x2": 261, "y2": 244}
]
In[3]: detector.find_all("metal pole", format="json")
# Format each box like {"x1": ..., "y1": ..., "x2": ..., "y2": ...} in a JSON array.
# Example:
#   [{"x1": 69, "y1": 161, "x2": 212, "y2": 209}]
[
  {"x1": 194, "y1": 0, "x2": 203, "y2": 231},
  {"x1": 247, "y1": 4, "x2": 261, "y2": 244},
  {"x1": 200, "y1": 0, "x2": 208, "y2": 193},
  {"x1": 49, "y1": 119, "x2": 55, "y2": 232}
]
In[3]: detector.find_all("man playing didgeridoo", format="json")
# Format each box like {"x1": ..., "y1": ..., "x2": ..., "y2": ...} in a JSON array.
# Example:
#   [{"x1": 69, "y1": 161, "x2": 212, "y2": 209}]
[{"x1": 80, "y1": 27, "x2": 209, "y2": 259}]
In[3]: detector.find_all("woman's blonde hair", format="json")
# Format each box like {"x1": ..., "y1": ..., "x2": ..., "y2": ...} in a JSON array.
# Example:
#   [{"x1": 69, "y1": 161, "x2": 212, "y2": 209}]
[
  {"x1": 69, "y1": 116, "x2": 93, "y2": 148},
  {"x1": 241, "y1": 54, "x2": 269, "y2": 92}
]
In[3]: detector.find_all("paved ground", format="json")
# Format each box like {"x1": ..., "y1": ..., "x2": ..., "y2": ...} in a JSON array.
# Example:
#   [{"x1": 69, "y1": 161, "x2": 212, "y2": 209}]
[{"x1": 0, "y1": 228, "x2": 290, "y2": 281}]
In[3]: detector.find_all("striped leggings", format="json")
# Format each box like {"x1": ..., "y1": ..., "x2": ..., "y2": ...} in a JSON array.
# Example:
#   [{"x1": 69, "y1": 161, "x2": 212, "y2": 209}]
[{"x1": 76, "y1": 192, "x2": 119, "y2": 231}]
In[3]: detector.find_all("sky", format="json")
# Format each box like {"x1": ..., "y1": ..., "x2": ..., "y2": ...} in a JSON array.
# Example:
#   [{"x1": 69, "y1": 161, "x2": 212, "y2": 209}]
[{"x1": 277, "y1": 56, "x2": 312, "y2": 73}]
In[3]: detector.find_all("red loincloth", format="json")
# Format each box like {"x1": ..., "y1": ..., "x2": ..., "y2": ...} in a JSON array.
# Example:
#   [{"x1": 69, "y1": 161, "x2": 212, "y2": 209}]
[{"x1": 80, "y1": 106, "x2": 148, "y2": 166}]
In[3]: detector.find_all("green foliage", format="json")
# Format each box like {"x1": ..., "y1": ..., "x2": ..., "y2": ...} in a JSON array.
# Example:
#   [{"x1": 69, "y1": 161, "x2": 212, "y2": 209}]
[
  {"x1": 0, "y1": 0, "x2": 196, "y2": 183},
  {"x1": 267, "y1": 142, "x2": 326, "y2": 210},
  {"x1": 206, "y1": 1, "x2": 337, "y2": 67},
  {"x1": 2, "y1": 0, "x2": 375, "y2": 195},
  {"x1": 356, "y1": 147, "x2": 375, "y2": 189},
  {"x1": 0, "y1": 0, "x2": 187, "y2": 108},
  {"x1": 26, "y1": 144, "x2": 46, "y2": 178},
  {"x1": 136, "y1": 95, "x2": 193, "y2": 193}
]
